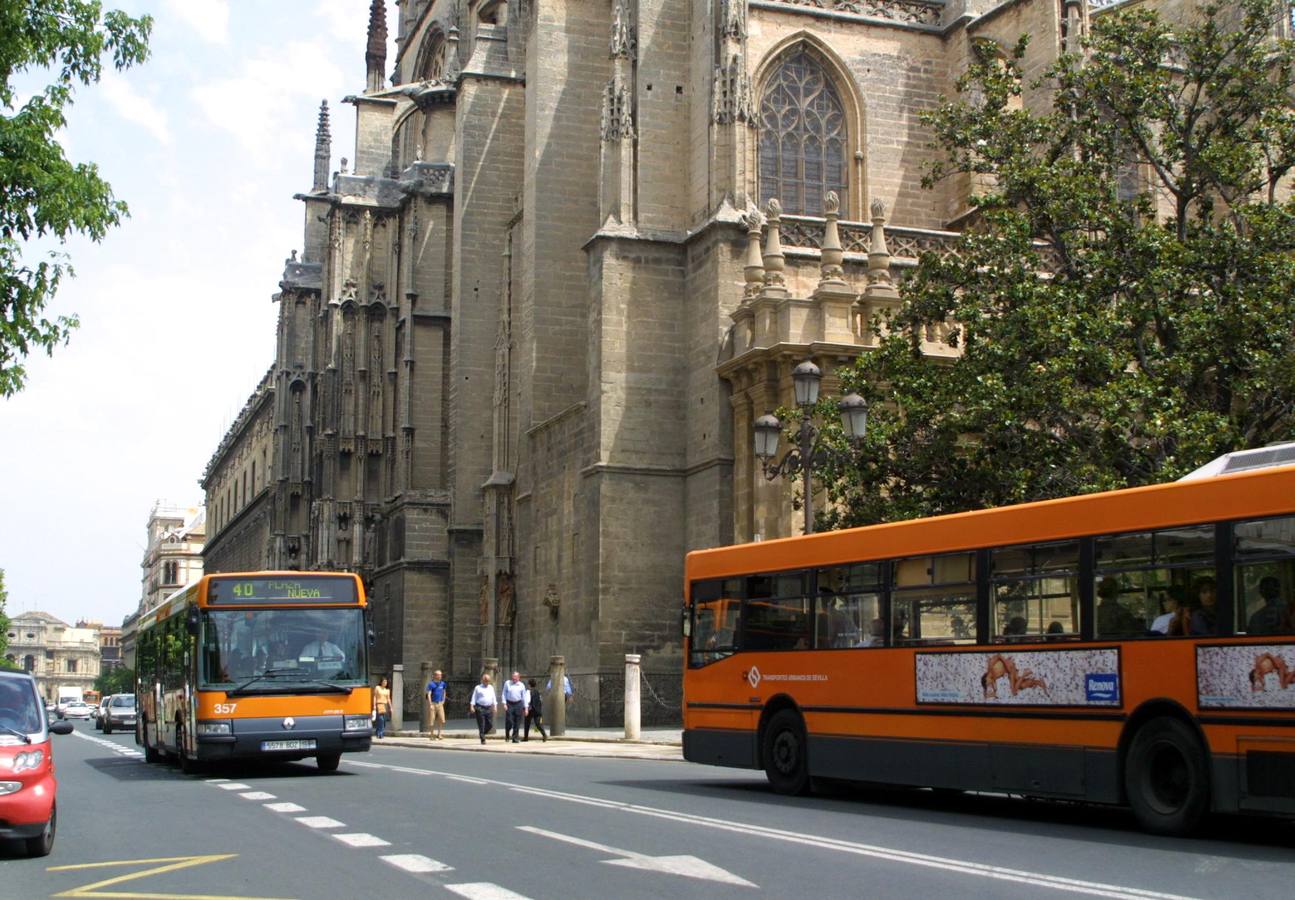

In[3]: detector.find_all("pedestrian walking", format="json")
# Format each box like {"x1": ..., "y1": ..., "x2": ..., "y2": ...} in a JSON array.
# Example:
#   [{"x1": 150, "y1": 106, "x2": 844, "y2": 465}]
[
  {"x1": 469, "y1": 673, "x2": 498, "y2": 744},
  {"x1": 425, "y1": 669, "x2": 447, "y2": 740},
  {"x1": 501, "y1": 671, "x2": 527, "y2": 743},
  {"x1": 373, "y1": 676, "x2": 391, "y2": 739},
  {"x1": 523, "y1": 679, "x2": 547, "y2": 742},
  {"x1": 546, "y1": 673, "x2": 573, "y2": 700}
]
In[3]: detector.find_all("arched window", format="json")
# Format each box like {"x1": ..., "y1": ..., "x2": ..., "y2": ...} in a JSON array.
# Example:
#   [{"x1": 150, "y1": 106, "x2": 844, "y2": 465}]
[{"x1": 758, "y1": 47, "x2": 847, "y2": 217}]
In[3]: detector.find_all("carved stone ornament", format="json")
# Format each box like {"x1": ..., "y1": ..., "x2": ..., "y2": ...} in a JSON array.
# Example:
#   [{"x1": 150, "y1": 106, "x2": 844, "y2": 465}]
[
  {"x1": 711, "y1": 53, "x2": 755, "y2": 125},
  {"x1": 600, "y1": 77, "x2": 635, "y2": 141},
  {"x1": 610, "y1": 0, "x2": 636, "y2": 60},
  {"x1": 767, "y1": 0, "x2": 941, "y2": 27},
  {"x1": 721, "y1": 0, "x2": 747, "y2": 40}
]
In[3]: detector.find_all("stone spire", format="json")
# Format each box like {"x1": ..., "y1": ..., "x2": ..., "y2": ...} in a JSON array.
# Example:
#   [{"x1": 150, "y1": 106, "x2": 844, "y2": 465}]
[
  {"x1": 365, "y1": 0, "x2": 387, "y2": 93},
  {"x1": 743, "y1": 207, "x2": 765, "y2": 299},
  {"x1": 312, "y1": 100, "x2": 331, "y2": 191}
]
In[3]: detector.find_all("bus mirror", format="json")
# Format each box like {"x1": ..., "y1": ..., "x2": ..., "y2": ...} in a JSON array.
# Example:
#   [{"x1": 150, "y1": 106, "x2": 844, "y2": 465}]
[
  {"x1": 185, "y1": 606, "x2": 200, "y2": 636},
  {"x1": 681, "y1": 607, "x2": 691, "y2": 639}
]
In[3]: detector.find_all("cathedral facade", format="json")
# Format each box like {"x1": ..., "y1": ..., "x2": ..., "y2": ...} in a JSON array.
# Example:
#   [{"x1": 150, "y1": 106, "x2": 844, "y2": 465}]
[{"x1": 202, "y1": 0, "x2": 1110, "y2": 723}]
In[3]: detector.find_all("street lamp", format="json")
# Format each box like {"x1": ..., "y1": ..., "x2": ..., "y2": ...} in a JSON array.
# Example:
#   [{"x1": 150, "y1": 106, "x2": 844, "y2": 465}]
[{"x1": 754, "y1": 361, "x2": 867, "y2": 535}]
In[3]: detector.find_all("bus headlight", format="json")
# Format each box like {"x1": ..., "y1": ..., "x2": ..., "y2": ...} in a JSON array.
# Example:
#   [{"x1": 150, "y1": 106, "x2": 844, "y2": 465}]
[
  {"x1": 13, "y1": 750, "x2": 44, "y2": 772},
  {"x1": 196, "y1": 720, "x2": 232, "y2": 736},
  {"x1": 344, "y1": 715, "x2": 371, "y2": 732}
]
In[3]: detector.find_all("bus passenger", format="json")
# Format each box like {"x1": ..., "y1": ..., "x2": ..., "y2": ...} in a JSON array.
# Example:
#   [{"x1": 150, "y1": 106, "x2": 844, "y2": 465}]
[
  {"x1": 1246, "y1": 577, "x2": 1284, "y2": 635},
  {"x1": 1003, "y1": 616, "x2": 1027, "y2": 638},
  {"x1": 1150, "y1": 588, "x2": 1183, "y2": 634},
  {"x1": 1188, "y1": 577, "x2": 1217, "y2": 636},
  {"x1": 1096, "y1": 577, "x2": 1141, "y2": 637}
]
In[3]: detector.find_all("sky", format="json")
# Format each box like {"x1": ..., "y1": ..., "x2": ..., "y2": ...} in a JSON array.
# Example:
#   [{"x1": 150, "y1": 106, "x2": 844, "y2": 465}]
[{"x1": 0, "y1": 1, "x2": 397, "y2": 627}]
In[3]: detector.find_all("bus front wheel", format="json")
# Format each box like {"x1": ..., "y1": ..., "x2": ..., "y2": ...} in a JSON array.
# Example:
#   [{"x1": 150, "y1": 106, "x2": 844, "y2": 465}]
[
  {"x1": 1125, "y1": 717, "x2": 1210, "y2": 836},
  {"x1": 317, "y1": 753, "x2": 341, "y2": 773},
  {"x1": 141, "y1": 722, "x2": 162, "y2": 764},
  {"x1": 763, "y1": 709, "x2": 811, "y2": 796}
]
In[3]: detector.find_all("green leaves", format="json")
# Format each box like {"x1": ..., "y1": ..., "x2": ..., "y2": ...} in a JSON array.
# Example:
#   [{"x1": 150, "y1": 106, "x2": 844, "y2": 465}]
[
  {"x1": 820, "y1": 0, "x2": 1295, "y2": 530},
  {"x1": 0, "y1": 1, "x2": 151, "y2": 396}
]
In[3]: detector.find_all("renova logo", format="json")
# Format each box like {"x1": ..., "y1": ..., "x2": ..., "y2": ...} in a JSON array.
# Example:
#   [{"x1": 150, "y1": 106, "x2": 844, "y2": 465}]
[
  {"x1": 282, "y1": 717, "x2": 296, "y2": 730},
  {"x1": 747, "y1": 667, "x2": 761, "y2": 689}
]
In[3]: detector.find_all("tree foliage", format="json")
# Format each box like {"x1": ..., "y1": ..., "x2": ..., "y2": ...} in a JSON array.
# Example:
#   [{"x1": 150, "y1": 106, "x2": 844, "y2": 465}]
[
  {"x1": 0, "y1": 1, "x2": 151, "y2": 396},
  {"x1": 0, "y1": 568, "x2": 11, "y2": 668},
  {"x1": 820, "y1": 0, "x2": 1295, "y2": 529},
  {"x1": 94, "y1": 665, "x2": 133, "y2": 696}
]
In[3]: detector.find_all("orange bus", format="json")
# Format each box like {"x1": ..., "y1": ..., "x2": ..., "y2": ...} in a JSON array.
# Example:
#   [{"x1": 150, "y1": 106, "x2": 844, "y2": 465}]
[
  {"x1": 135, "y1": 572, "x2": 374, "y2": 773},
  {"x1": 682, "y1": 449, "x2": 1295, "y2": 834}
]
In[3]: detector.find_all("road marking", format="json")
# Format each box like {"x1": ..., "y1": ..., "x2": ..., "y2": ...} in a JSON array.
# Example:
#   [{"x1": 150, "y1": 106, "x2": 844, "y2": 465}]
[
  {"x1": 70, "y1": 731, "x2": 146, "y2": 757},
  {"x1": 295, "y1": 816, "x2": 345, "y2": 829},
  {"x1": 47, "y1": 853, "x2": 294, "y2": 899},
  {"x1": 264, "y1": 802, "x2": 307, "y2": 813},
  {"x1": 355, "y1": 759, "x2": 1198, "y2": 900},
  {"x1": 444, "y1": 885, "x2": 533, "y2": 900},
  {"x1": 239, "y1": 791, "x2": 277, "y2": 800},
  {"x1": 333, "y1": 832, "x2": 392, "y2": 848},
  {"x1": 217, "y1": 782, "x2": 253, "y2": 791},
  {"x1": 448, "y1": 774, "x2": 489, "y2": 785},
  {"x1": 380, "y1": 854, "x2": 453, "y2": 873},
  {"x1": 518, "y1": 826, "x2": 755, "y2": 887},
  {"x1": 206, "y1": 778, "x2": 231, "y2": 783}
]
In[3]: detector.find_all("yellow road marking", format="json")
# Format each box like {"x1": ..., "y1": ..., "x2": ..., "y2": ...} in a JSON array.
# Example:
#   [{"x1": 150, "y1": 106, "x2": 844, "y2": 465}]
[{"x1": 47, "y1": 853, "x2": 296, "y2": 900}]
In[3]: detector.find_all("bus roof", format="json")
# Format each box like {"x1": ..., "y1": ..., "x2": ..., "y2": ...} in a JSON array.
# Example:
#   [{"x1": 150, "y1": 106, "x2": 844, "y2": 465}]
[{"x1": 686, "y1": 461, "x2": 1295, "y2": 582}]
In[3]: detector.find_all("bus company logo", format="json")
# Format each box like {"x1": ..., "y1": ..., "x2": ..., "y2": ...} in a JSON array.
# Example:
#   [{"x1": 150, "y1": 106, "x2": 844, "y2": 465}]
[
  {"x1": 282, "y1": 717, "x2": 296, "y2": 730},
  {"x1": 1085, "y1": 674, "x2": 1119, "y2": 703},
  {"x1": 747, "y1": 667, "x2": 761, "y2": 689}
]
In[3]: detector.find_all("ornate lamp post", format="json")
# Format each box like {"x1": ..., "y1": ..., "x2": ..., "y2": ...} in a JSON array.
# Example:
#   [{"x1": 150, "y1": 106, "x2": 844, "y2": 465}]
[{"x1": 754, "y1": 361, "x2": 868, "y2": 535}]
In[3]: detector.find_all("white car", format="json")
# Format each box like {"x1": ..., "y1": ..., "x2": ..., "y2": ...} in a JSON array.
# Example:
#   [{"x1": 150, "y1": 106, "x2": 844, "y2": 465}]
[{"x1": 61, "y1": 702, "x2": 92, "y2": 720}]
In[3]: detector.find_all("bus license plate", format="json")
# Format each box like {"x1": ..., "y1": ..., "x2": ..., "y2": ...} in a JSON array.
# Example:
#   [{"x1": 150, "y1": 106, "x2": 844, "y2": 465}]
[{"x1": 261, "y1": 739, "x2": 316, "y2": 752}]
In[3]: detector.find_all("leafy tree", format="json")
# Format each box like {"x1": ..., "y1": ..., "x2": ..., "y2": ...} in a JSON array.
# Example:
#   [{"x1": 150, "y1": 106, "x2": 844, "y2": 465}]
[
  {"x1": 94, "y1": 665, "x2": 133, "y2": 696},
  {"x1": 0, "y1": 1, "x2": 151, "y2": 396},
  {"x1": 820, "y1": 0, "x2": 1295, "y2": 529},
  {"x1": 0, "y1": 568, "x2": 12, "y2": 669}
]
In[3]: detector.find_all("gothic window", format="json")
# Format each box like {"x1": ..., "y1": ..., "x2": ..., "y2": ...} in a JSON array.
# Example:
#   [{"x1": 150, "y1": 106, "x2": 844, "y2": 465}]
[{"x1": 759, "y1": 48, "x2": 847, "y2": 217}]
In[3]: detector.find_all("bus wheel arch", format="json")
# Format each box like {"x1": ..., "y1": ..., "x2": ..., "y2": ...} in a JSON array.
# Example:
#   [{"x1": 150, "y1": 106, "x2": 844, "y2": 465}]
[
  {"x1": 759, "y1": 698, "x2": 810, "y2": 796},
  {"x1": 1119, "y1": 701, "x2": 1211, "y2": 835}
]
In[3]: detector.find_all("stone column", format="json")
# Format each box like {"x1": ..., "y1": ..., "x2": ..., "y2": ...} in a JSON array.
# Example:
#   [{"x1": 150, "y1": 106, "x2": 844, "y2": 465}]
[
  {"x1": 483, "y1": 656, "x2": 500, "y2": 714},
  {"x1": 420, "y1": 661, "x2": 435, "y2": 734},
  {"x1": 623, "y1": 654, "x2": 641, "y2": 741},
  {"x1": 548, "y1": 655, "x2": 567, "y2": 736},
  {"x1": 390, "y1": 664, "x2": 404, "y2": 732}
]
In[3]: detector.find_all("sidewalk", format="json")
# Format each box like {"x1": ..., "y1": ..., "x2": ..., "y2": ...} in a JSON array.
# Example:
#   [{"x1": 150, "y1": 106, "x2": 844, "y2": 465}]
[{"x1": 374, "y1": 720, "x2": 683, "y2": 762}]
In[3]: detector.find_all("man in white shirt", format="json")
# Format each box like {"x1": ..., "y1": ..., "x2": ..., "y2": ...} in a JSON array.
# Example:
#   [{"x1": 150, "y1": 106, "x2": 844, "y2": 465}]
[
  {"x1": 299, "y1": 629, "x2": 345, "y2": 674},
  {"x1": 469, "y1": 673, "x2": 498, "y2": 744},
  {"x1": 501, "y1": 671, "x2": 527, "y2": 743}
]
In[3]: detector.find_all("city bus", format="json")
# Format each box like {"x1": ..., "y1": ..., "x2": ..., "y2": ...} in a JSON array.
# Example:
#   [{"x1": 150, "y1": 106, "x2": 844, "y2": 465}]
[
  {"x1": 682, "y1": 446, "x2": 1295, "y2": 834},
  {"x1": 135, "y1": 572, "x2": 373, "y2": 773}
]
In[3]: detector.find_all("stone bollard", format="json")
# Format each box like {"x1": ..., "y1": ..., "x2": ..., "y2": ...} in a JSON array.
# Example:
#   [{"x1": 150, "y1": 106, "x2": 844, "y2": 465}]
[
  {"x1": 420, "y1": 661, "x2": 435, "y2": 734},
  {"x1": 624, "y1": 654, "x2": 641, "y2": 741},
  {"x1": 548, "y1": 655, "x2": 566, "y2": 736},
  {"x1": 390, "y1": 664, "x2": 404, "y2": 732}
]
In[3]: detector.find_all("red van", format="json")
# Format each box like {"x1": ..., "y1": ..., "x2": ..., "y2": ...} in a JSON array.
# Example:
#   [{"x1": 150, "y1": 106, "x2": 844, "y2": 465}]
[{"x1": 0, "y1": 670, "x2": 73, "y2": 857}]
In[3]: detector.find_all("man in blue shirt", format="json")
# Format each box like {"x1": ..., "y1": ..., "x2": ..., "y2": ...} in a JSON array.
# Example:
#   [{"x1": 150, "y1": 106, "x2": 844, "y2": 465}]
[
  {"x1": 425, "y1": 669, "x2": 447, "y2": 741},
  {"x1": 501, "y1": 671, "x2": 528, "y2": 743}
]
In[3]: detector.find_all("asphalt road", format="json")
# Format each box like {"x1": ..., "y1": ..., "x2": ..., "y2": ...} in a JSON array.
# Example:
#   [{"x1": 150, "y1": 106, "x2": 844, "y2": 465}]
[{"x1": 3, "y1": 721, "x2": 1293, "y2": 899}]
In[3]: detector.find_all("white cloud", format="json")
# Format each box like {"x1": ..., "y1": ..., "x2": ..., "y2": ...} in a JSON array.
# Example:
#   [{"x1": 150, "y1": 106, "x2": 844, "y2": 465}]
[
  {"x1": 98, "y1": 71, "x2": 172, "y2": 145},
  {"x1": 162, "y1": 0, "x2": 230, "y2": 44},
  {"x1": 189, "y1": 41, "x2": 345, "y2": 160}
]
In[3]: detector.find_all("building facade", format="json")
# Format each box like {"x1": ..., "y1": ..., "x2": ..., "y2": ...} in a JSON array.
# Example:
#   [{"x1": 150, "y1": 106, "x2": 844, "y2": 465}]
[
  {"x1": 5, "y1": 612, "x2": 99, "y2": 704},
  {"x1": 78, "y1": 620, "x2": 124, "y2": 673},
  {"x1": 203, "y1": 0, "x2": 1175, "y2": 723},
  {"x1": 124, "y1": 503, "x2": 207, "y2": 671}
]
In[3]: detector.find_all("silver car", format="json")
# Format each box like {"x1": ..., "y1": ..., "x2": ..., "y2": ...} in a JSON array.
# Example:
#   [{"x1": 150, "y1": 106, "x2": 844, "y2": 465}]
[{"x1": 101, "y1": 694, "x2": 136, "y2": 734}]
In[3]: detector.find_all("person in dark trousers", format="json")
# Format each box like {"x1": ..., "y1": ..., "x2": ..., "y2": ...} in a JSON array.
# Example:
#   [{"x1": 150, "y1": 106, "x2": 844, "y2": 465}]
[
  {"x1": 523, "y1": 679, "x2": 547, "y2": 742},
  {"x1": 469, "y1": 673, "x2": 498, "y2": 744},
  {"x1": 501, "y1": 671, "x2": 527, "y2": 743}
]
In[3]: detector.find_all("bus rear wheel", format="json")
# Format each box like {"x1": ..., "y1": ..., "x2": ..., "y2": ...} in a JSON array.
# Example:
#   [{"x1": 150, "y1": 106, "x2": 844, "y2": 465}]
[
  {"x1": 1125, "y1": 717, "x2": 1209, "y2": 835},
  {"x1": 763, "y1": 709, "x2": 811, "y2": 796},
  {"x1": 317, "y1": 753, "x2": 341, "y2": 773}
]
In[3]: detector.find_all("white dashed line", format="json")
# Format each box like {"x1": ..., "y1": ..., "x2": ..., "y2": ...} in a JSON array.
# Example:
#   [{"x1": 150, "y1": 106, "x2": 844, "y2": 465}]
[
  {"x1": 380, "y1": 854, "x2": 453, "y2": 874},
  {"x1": 205, "y1": 778, "x2": 231, "y2": 783},
  {"x1": 265, "y1": 802, "x2": 307, "y2": 813},
  {"x1": 239, "y1": 791, "x2": 277, "y2": 800},
  {"x1": 333, "y1": 832, "x2": 391, "y2": 848},
  {"x1": 217, "y1": 782, "x2": 252, "y2": 790},
  {"x1": 448, "y1": 775, "x2": 489, "y2": 785},
  {"x1": 445, "y1": 884, "x2": 533, "y2": 900},
  {"x1": 295, "y1": 816, "x2": 346, "y2": 829}
]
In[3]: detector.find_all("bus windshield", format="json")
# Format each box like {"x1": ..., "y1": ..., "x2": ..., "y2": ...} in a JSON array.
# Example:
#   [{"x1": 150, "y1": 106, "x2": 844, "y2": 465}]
[{"x1": 200, "y1": 607, "x2": 367, "y2": 690}]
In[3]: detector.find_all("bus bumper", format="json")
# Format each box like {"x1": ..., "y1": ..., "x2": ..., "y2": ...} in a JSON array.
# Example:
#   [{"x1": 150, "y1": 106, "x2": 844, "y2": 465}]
[{"x1": 196, "y1": 715, "x2": 372, "y2": 761}]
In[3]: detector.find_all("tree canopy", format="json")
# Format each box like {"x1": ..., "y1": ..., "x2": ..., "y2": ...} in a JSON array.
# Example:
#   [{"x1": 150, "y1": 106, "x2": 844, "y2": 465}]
[
  {"x1": 0, "y1": 568, "x2": 11, "y2": 668},
  {"x1": 819, "y1": 0, "x2": 1295, "y2": 530},
  {"x1": 94, "y1": 665, "x2": 133, "y2": 696},
  {"x1": 0, "y1": 1, "x2": 151, "y2": 396}
]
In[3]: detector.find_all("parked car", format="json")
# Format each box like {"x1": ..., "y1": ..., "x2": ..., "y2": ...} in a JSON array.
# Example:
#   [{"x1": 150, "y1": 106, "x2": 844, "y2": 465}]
[
  {"x1": 93, "y1": 698, "x2": 111, "y2": 730},
  {"x1": 0, "y1": 669, "x2": 74, "y2": 857},
  {"x1": 60, "y1": 702, "x2": 92, "y2": 720},
  {"x1": 100, "y1": 695, "x2": 136, "y2": 735}
]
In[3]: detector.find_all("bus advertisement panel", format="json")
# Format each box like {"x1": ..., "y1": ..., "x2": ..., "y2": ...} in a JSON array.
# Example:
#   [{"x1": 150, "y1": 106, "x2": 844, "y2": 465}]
[
  {"x1": 682, "y1": 456, "x2": 1295, "y2": 835},
  {"x1": 136, "y1": 572, "x2": 373, "y2": 773}
]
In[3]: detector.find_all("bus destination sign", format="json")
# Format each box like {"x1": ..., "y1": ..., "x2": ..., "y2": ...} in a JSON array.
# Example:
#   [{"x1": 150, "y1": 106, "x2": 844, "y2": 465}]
[{"x1": 208, "y1": 576, "x2": 358, "y2": 605}]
